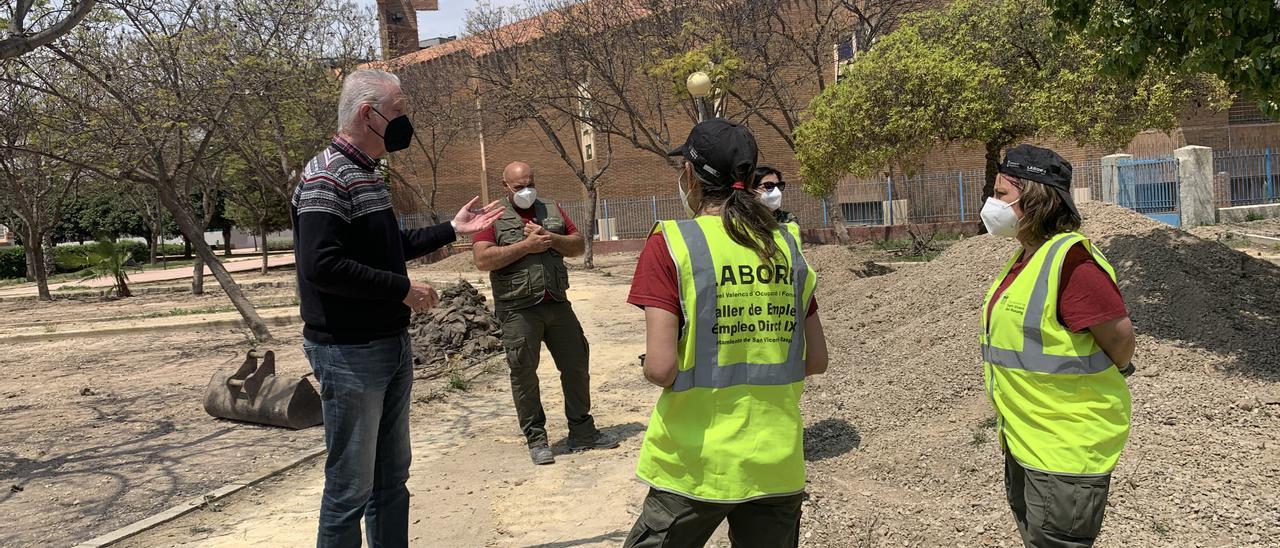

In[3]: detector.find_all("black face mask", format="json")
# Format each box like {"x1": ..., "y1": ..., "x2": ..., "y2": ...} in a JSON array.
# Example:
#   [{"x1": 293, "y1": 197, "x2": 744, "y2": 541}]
[{"x1": 369, "y1": 106, "x2": 414, "y2": 153}]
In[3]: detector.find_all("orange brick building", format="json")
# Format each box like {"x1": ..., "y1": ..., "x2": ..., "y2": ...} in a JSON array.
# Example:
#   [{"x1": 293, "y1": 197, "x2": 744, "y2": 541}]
[{"x1": 383, "y1": 3, "x2": 1280, "y2": 235}]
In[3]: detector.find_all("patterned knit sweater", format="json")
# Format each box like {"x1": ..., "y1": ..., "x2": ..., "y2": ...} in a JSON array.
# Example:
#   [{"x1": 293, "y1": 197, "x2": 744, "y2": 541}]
[{"x1": 291, "y1": 136, "x2": 455, "y2": 344}]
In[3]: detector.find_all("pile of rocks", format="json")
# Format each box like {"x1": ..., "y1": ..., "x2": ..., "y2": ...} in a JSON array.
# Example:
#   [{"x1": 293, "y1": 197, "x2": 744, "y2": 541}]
[{"x1": 408, "y1": 281, "x2": 503, "y2": 368}]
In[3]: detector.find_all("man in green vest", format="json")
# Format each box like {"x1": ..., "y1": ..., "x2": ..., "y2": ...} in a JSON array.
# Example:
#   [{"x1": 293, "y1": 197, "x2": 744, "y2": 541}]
[{"x1": 472, "y1": 161, "x2": 619, "y2": 465}]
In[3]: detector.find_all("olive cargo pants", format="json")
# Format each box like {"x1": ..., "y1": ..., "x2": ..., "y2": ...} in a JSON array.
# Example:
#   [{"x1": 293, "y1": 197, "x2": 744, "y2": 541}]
[
  {"x1": 1005, "y1": 452, "x2": 1112, "y2": 548},
  {"x1": 498, "y1": 300, "x2": 596, "y2": 445},
  {"x1": 623, "y1": 488, "x2": 804, "y2": 548}
]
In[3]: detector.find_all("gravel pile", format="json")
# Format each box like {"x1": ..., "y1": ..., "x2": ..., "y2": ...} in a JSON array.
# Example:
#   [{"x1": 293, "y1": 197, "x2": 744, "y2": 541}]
[
  {"x1": 408, "y1": 281, "x2": 502, "y2": 368},
  {"x1": 799, "y1": 201, "x2": 1280, "y2": 547},
  {"x1": 1189, "y1": 217, "x2": 1280, "y2": 241}
]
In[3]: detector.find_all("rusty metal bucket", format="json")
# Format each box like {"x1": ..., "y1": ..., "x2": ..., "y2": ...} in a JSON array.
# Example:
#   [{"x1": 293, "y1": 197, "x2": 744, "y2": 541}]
[{"x1": 203, "y1": 350, "x2": 323, "y2": 429}]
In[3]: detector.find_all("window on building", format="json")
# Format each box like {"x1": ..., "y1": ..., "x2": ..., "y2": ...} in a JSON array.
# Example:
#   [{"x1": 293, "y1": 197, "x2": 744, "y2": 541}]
[
  {"x1": 841, "y1": 201, "x2": 882, "y2": 225},
  {"x1": 1228, "y1": 97, "x2": 1271, "y2": 125},
  {"x1": 584, "y1": 143, "x2": 594, "y2": 161},
  {"x1": 833, "y1": 37, "x2": 856, "y2": 82}
]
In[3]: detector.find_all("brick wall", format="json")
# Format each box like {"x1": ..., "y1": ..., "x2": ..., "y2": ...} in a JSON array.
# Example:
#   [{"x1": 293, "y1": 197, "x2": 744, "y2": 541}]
[{"x1": 388, "y1": 5, "x2": 1280, "y2": 224}]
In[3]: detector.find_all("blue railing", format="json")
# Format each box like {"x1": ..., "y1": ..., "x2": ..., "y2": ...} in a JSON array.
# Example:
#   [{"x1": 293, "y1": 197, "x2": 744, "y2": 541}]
[{"x1": 1213, "y1": 148, "x2": 1278, "y2": 207}]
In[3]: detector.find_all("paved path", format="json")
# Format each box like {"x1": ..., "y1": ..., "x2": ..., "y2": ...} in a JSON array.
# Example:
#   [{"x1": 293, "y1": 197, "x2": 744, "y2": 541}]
[{"x1": 0, "y1": 254, "x2": 296, "y2": 298}]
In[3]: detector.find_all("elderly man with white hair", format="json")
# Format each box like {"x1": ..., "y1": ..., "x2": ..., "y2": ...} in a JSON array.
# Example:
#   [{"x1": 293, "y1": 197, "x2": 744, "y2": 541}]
[{"x1": 291, "y1": 68, "x2": 502, "y2": 547}]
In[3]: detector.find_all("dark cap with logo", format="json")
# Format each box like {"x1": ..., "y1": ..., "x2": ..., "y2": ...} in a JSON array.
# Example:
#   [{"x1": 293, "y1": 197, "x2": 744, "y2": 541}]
[
  {"x1": 668, "y1": 118, "x2": 758, "y2": 188},
  {"x1": 999, "y1": 144, "x2": 1078, "y2": 216}
]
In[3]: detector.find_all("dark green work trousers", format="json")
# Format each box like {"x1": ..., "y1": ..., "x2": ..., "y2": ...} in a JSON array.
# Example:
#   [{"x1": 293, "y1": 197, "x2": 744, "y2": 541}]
[
  {"x1": 1005, "y1": 451, "x2": 1112, "y2": 548},
  {"x1": 498, "y1": 300, "x2": 595, "y2": 445},
  {"x1": 623, "y1": 488, "x2": 804, "y2": 548}
]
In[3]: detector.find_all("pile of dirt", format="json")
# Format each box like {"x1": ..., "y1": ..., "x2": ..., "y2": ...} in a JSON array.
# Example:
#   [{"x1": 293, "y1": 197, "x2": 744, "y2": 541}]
[
  {"x1": 407, "y1": 281, "x2": 502, "y2": 368},
  {"x1": 1189, "y1": 217, "x2": 1280, "y2": 241},
  {"x1": 799, "y1": 201, "x2": 1280, "y2": 546},
  {"x1": 804, "y1": 245, "x2": 893, "y2": 278},
  {"x1": 422, "y1": 251, "x2": 478, "y2": 273}
]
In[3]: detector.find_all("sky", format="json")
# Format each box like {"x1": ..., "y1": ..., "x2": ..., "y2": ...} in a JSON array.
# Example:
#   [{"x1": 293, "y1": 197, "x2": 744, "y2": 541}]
[{"x1": 360, "y1": 0, "x2": 525, "y2": 41}]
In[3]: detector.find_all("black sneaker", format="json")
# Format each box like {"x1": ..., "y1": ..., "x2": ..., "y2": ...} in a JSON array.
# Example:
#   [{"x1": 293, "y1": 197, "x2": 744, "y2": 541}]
[
  {"x1": 568, "y1": 431, "x2": 620, "y2": 452},
  {"x1": 529, "y1": 442, "x2": 555, "y2": 465}
]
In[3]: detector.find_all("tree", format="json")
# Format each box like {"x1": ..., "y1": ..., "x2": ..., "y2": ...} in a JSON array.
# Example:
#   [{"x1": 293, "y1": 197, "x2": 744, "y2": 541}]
[
  {"x1": 467, "y1": 2, "x2": 615, "y2": 268},
  {"x1": 0, "y1": 66, "x2": 84, "y2": 300},
  {"x1": 396, "y1": 58, "x2": 472, "y2": 223},
  {"x1": 223, "y1": 159, "x2": 291, "y2": 275},
  {"x1": 796, "y1": 0, "x2": 1230, "y2": 201},
  {"x1": 1, "y1": 0, "x2": 98, "y2": 59},
  {"x1": 83, "y1": 236, "x2": 131, "y2": 297},
  {"x1": 1047, "y1": 0, "x2": 1280, "y2": 117},
  {"x1": 2, "y1": 0, "x2": 276, "y2": 339}
]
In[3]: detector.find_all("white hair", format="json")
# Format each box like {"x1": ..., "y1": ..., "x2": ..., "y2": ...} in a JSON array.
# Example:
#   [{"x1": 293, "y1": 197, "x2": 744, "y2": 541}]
[{"x1": 337, "y1": 69, "x2": 402, "y2": 133}]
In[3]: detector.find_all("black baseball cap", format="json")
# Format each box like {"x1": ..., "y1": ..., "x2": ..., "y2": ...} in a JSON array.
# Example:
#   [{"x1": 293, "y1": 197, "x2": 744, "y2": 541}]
[
  {"x1": 668, "y1": 118, "x2": 758, "y2": 188},
  {"x1": 999, "y1": 144, "x2": 1078, "y2": 216}
]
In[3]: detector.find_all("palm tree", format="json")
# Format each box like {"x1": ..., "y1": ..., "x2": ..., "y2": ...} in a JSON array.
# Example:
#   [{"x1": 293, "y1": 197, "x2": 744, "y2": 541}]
[{"x1": 84, "y1": 238, "x2": 132, "y2": 298}]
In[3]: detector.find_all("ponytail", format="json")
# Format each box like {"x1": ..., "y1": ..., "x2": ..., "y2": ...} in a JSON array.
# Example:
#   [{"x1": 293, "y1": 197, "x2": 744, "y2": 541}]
[{"x1": 697, "y1": 162, "x2": 782, "y2": 264}]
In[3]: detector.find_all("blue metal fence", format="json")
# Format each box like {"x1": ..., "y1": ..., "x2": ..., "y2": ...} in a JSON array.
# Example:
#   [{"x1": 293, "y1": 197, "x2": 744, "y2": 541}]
[
  {"x1": 1117, "y1": 157, "x2": 1180, "y2": 227},
  {"x1": 1213, "y1": 148, "x2": 1278, "y2": 207}
]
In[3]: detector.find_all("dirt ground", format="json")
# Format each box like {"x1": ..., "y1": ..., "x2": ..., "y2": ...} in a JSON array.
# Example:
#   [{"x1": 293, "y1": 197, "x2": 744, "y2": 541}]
[{"x1": 5, "y1": 214, "x2": 1279, "y2": 547}]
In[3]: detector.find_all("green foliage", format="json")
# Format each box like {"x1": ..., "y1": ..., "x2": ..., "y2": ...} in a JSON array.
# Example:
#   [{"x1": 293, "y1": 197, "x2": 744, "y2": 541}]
[
  {"x1": 83, "y1": 238, "x2": 131, "y2": 297},
  {"x1": 0, "y1": 247, "x2": 25, "y2": 279},
  {"x1": 796, "y1": 0, "x2": 1228, "y2": 197},
  {"x1": 797, "y1": 26, "x2": 1003, "y2": 194},
  {"x1": 1245, "y1": 212, "x2": 1266, "y2": 222},
  {"x1": 646, "y1": 26, "x2": 744, "y2": 102},
  {"x1": 1047, "y1": 0, "x2": 1280, "y2": 118}
]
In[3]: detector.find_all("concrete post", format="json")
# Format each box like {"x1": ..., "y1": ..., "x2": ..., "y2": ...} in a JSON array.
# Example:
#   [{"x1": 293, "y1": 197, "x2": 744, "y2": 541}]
[
  {"x1": 1099, "y1": 154, "x2": 1132, "y2": 204},
  {"x1": 1176, "y1": 145, "x2": 1216, "y2": 228}
]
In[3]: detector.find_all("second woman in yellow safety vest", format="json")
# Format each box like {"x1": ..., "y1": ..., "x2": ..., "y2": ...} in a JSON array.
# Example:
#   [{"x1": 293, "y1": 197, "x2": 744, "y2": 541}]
[
  {"x1": 980, "y1": 144, "x2": 1136, "y2": 548},
  {"x1": 623, "y1": 119, "x2": 829, "y2": 548}
]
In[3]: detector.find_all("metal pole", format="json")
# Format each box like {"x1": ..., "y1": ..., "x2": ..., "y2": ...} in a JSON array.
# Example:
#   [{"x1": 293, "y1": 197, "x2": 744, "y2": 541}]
[
  {"x1": 887, "y1": 176, "x2": 895, "y2": 225},
  {"x1": 651, "y1": 195, "x2": 658, "y2": 222},
  {"x1": 958, "y1": 171, "x2": 966, "y2": 221},
  {"x1": 1267, "y1": 147, "x2": 1274, "y2": 201},
  {"x1": 821, "y1": 198, "x2": 829, "y2": 227},
  {"x1": 695, "y1": 97, "x2": 709, "y2": 122}
]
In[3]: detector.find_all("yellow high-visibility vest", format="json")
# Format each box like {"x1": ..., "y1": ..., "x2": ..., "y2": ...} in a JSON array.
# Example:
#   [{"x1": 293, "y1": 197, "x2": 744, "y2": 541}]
[
  {"x1": 982, "y1": 231, "x2": 1131, "y2": 476},
  {"x1": 636, "y1": 217, "x2": 818, "y2": 502}
]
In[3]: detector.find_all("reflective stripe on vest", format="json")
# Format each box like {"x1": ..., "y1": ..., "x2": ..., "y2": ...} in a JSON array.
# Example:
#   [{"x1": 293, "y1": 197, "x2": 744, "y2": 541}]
[
  {"x1": 980, "y1": 235, "x2": 1113, "y2": 375},
  {"x1": 666, "y1": 219, "x2": 810, "y2": 392}
]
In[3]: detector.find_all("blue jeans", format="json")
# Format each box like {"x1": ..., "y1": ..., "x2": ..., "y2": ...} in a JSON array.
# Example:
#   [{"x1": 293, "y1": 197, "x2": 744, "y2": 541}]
[{"x1": 303, "y1": 331, "x2": 413, "y2": 548}]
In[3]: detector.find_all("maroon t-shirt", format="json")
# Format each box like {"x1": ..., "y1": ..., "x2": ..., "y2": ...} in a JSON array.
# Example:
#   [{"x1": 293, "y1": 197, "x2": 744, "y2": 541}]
[
  {"x1": 472, "y1": 203, "x2": 578, "y2": 244},
  {"x1": 986, "y1": 242, "x2": 1128, "y2": 332}
]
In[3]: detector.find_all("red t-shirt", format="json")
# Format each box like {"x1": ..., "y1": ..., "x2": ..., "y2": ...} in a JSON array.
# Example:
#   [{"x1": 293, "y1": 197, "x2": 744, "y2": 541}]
[
  {"x1": 986, "y1": 242, "x2": 1128, "y2": 333},
  {"x1": 472, "y1": 204, "x2": 578, "y2": 244},
  {"x1": 627, "y1": 233, "x2": 818, "y2": 322}
]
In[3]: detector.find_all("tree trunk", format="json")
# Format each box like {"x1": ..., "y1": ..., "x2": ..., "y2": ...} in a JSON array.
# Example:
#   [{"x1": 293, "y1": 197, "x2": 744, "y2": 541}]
[
  {"x1": 223, "y1": 225, "x2": 233, "y2": 257},
  {"x1": 115, "y1": 270, "x2": 131, "y2": 298},
  {"x1": 825, "y1": 190, "x2": 851, "y2": 244},
  {"x1": 159, "y1": 188, "x2": 273, "y2": 342},
  {"x1": 41, "y1": 233, "x2": 55, "y2": 281},
  {"x1": 984, "y1": 140, "x2": 1002, "y2": 201},
  {"x1": 23, "y1": 227, "x2": 51, "y2": 300},
  {"x1": 145, "y1": 232, "x2": 158, "y2": 265},
  {"x1": 260, "y1": 221, "x2": 269, "y2": 275},
  {"x1": 428, "y1": 169, "x2": 441, "y2": 225},
  {"x1": 192, "y1": 255, "x2": 205, "y2": 295},
  {"x1": 182, "y1": 234, "x2": 192, "y2": 259},
  {"x1": 583, "y1": 185, "x2": 597, "y2": 269}
]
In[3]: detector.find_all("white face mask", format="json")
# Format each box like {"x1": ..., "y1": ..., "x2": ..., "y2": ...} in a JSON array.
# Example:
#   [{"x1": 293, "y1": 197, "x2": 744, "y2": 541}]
[
  {"x1": 980, "y1": 197, "x2": 1021, "y2": 238},
  {"x1": 512, "y1": 187, "x2": 537, "y2": 209},
  {"x1": 761, "y1": 187, "x2": 783, "y2": 211},
  {"x1": 677, "y1": 172, "x2": 697, "y2": 218}
]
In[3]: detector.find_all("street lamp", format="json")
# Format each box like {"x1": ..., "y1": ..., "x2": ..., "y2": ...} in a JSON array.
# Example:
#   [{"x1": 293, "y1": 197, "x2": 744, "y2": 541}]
[{"x1": 686, "y1": 71, "x2": 712, "y2": 122}]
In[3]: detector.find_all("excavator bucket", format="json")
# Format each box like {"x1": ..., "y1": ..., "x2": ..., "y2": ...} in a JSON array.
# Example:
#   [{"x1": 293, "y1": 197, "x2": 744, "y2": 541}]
[{"x1": 203, "y1": 350, "x2": 323, "y2": 429}]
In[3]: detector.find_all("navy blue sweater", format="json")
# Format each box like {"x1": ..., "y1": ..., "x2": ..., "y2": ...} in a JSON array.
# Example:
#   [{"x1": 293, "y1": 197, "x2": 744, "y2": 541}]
[{"x1": 291, "y1": 137, "x2": 455, "y2": 344}]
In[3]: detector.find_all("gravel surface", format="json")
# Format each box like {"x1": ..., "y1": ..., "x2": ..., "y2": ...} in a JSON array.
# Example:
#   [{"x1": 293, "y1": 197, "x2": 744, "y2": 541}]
[{"x1": 799, "y1": 202, "x2": 1280, "y2": 547}]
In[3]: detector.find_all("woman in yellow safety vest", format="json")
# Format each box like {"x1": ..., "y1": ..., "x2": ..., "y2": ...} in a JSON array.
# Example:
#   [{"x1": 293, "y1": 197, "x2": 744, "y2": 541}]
[
  {"x1": 622, "y1": 118, "x2": 829, "y2": 548},
  {"x1": 980, "y1": 144, "x2": 1136, "y2": 548}
]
